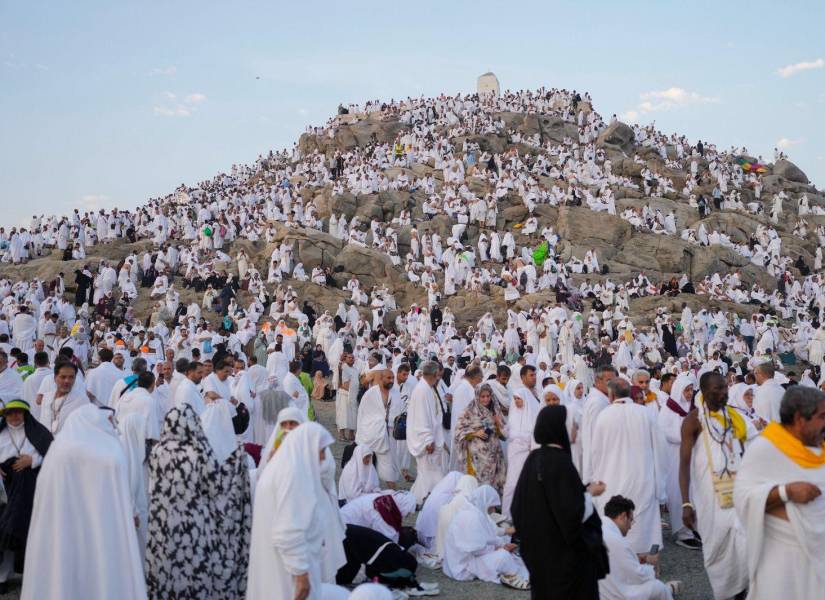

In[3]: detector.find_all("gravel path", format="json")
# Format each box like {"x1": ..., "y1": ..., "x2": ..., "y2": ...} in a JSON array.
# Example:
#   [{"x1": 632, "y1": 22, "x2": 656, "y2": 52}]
[{"x1": 0, "y1": 399, "x2": 713, "y2": 599}]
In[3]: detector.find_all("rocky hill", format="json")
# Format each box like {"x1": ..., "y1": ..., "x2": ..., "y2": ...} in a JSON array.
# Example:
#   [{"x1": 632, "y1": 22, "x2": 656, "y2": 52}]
[{"x1": 3, "y1": 92, "x2": 822, "y2": 332}]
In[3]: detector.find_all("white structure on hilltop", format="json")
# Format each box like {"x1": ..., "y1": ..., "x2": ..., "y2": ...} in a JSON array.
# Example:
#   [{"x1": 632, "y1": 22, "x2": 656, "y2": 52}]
[{"x1": 477, "y1": 72, "x2": 500, "y2": 97}]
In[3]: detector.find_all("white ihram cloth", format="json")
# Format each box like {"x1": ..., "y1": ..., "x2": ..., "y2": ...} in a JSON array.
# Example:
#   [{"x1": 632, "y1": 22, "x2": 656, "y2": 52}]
[
  {"x1": 247, "y1": 422, "x2": 340, "y2": 600},
  {"x1": 21, "y1": 405, "x2": 147, "y2": 600},
  {"x1": 501, "y1": 385, "x2": 539, "y2": 517},
  {"x1": 591, "y1": 399, "x2": 663, "y2": 554},
  {"x1": 599, "y1": 518, "x2": 673, "y2": 600},
  {"x1": 406, "y1": 378, "x2": 447, "y2": 503},
  {"x1": 355, "y1": 385, "x2": 398, "y2": 483},
  {"x1": 174, "y1": 376, "x2": 206, "y2": 416},
  {"x1": 0, "y1": 367, "x2": 23, "y2": 404},
  {"x1": 580, "y1": 386, "x2": 609, "y2": 483},
  {"x1": 116, "y1": 387, "x2": 161, "y2": 441},
  {"x1": 118, "y1": 412, "x2": 149, "y2": 561},
  {"x1": 85, "y1": 361, "x2": 123, "y2": 406},
  {"x1": 38, "y1": 387, "x2": 90, "y2": 436},
  {"x1": 334, "y1": 363, "x2": 359, "y2": 430},
  {"x1": 389, "y1": 377, "x2": 416, "y2": 472},
  {"x1": 753, "y1": 379, "x2": 784, "y2": 423},
  {"x1": 200, "y1": 398, "x2": 239, "y2": 463},
  {"x1": 658, "y1": 374, "x2": 695, "y2": 540},
  {"x1": 734, "y1": 435, "x2": 825, "y2": 600},
  {"x1": 689, "y1": 411, "x2": 748, "y2": 599}
]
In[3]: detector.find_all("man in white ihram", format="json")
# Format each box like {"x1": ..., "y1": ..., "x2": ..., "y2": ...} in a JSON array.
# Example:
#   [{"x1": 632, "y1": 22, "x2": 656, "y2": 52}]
[
  {"x1": 407, "y1": 360, "x2": 448, "y2": 504},
  {"x1": 734, "y1": 386, "x2": 825, "y2": 599},
  {"x1": 355, "y1": 368, "x2": 399, "y2": 488},
  {"x1": 590, "y1": 377, "x2": 663, "y2": 554}
]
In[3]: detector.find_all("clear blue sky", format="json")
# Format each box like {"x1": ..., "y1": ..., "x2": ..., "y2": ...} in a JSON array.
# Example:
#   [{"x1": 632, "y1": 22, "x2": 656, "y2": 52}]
[{"x1": 2, "y1": 0, "x2": 823, "y2": 227}]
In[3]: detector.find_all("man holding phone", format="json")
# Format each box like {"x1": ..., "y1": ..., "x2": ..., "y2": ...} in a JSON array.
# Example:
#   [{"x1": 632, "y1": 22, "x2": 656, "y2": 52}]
[{"x1": 599, "y1": 495, "x2": 682, "y2": 599}]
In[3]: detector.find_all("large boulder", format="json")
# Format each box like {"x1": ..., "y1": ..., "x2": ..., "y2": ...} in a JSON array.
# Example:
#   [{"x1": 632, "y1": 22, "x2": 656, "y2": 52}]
[
  {"x1": 557, "y1": 206, "x2": 632, "y2": 246},
  {"x1": 612, "y1": 233, "x2": 691, "y2": 274},
  {"x1": 597, "y1": 122, "x2": 635, "y2": 154},
  {"x1": 268, "y1": 227, "x2": 343, "y2": 270},
  {"x1": 773, "y1": 159, "x2": 809, "y2": 184}
]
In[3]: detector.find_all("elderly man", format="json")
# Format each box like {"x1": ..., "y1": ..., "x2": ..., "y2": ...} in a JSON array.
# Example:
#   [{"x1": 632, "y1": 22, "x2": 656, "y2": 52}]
[
  {"x1": 735, "y1": 387, "x2": 825, "y2": 599},
  {"x1": 581, "y1": 365, "x2": 617, "y2": 482},
  {"x1": 407, "y1": 360, "x2": 448, "y2": 503}
]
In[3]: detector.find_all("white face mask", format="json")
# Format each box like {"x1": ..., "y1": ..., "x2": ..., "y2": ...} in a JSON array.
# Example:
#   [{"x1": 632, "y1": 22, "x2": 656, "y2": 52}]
[{"x1": 319, "y1": 452, "x2": 336, "y2": 492}]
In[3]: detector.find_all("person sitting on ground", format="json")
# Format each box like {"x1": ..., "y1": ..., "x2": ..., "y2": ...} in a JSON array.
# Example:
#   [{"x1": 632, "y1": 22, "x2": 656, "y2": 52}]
[{"x1": 600, "y1": 495, "x2": 682, "y2": 600}]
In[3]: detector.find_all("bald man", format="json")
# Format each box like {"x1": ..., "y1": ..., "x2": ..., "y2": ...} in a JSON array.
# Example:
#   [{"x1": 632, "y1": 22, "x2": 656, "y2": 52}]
[{"x1": 355, "y1": 368, "x2": 399, "y2": 487}]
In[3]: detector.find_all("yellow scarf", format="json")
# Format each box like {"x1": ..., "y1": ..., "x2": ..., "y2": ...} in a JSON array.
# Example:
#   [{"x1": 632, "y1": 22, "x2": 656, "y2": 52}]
[
  {"x1": 696, "y1": 392, "x2": 747, "y2": 442},
  {"x1": 645, "y1": 391, "x2": 658, "y2": 405},
  {"x1": 762, "y1": 422, "x2": 825, "y2": 469}
]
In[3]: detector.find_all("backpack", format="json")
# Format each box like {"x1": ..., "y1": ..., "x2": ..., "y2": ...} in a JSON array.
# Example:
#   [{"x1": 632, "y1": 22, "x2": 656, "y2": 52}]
[{"x1": 392, "y1": 412, "x2": 407, "y2": 440}]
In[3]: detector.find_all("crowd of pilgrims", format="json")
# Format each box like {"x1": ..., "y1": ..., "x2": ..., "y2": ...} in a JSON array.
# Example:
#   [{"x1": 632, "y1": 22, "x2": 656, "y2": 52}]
[{"x1": 0, "y1": 87, "x2": 821, "y2": 599}]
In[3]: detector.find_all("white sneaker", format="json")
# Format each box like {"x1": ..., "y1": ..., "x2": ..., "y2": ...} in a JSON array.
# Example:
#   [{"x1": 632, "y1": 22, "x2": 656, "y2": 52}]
[
  {"x1": 417, "y1": 581, "x2": 439, "y2": 592},
  {"x1": 403, "y1": 584, "x2": 439, "y2": 597},
  {"x1": 417, "y1": 554, "x2": 442, "y2": 569}
]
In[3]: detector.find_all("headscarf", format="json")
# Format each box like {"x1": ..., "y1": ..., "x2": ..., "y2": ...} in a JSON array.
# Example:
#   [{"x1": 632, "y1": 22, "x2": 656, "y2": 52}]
[
  {"x1": 541, "y1": 384, "x2": 564, "y2": 405},
  {"x1": 338, "y1": 444, "x2": 380, "y2": 501},
  {"x1": 258, "y1": 406, "x2": 306, "y2": 471},
  {"x1": 200, "y1": 399, "x2": 238, "y2": 463},
  {"x1": 533, "y1": 405, "x2": 571, "y2": 452},
  {"x1": 265, "y1": 422, "x2": 335, "y2": 551},
  {"x1": 453, "y1": 383, "x2": 500, "y2": 446},
  {"x1": 563, "y1": 378, "x2": 584, "y2": 406}
]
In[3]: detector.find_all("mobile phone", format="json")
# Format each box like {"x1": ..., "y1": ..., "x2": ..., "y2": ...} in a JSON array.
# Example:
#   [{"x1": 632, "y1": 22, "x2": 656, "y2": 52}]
[{"x1": 649, "y1": 544, "x2": 660, "y2": 554}]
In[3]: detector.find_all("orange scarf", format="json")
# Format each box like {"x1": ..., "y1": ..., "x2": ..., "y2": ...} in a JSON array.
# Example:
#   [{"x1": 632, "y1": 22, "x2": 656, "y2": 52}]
[{"x1": 762, "y1": 422, "x2": 825, "y2": 469}]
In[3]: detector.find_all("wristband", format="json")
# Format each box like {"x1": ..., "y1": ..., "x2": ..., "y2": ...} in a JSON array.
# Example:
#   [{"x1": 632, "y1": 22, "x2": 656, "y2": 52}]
[
  {"x1": 681, "y1": 502, "x2": 694, "y2": 509},
  {"x1": 778, "y1": 484, "x2": 789, "y2": 503}
]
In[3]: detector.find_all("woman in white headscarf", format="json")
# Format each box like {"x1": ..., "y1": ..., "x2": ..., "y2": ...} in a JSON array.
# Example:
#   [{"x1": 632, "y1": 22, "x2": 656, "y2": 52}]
[
  {"x1": 247, "y1": 422, "x2": 340, "y2": 600},
  {"x1": 22, "y1": 405, "x2": 146, "y2": 600},
  {"x1": 563, "y1": 378, "x2": 586, "y2": 474},
  {"x1": 258, "y1": 406, "x2": 306, "y2": 472},
  {"x1": 338, "y1": 444, "x2": 381, "y2": 502},
  {"x1": 541, "y1": 384, "x2": 577, "y2": 447},
  {"x1": 728, "y1": 382, "x2": 758, "y2": 424},
  {"x1": 442, "y1": 484, "x2": 529, "y2": 588}
]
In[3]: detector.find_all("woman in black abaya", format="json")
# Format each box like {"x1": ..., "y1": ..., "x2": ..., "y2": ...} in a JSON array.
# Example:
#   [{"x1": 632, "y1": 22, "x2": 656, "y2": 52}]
[{"x1": 511, "y1": 405, "x2": 608, "y2": 599}]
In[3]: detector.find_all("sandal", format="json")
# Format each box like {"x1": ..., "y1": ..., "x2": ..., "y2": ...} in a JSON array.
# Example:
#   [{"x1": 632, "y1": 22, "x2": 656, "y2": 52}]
[
  {"x1": 667, "y1": 580, "x2": 683, "y2": 596},
  {"x1": 500, "y1": 573, "x2": 530, "y2": 591}
]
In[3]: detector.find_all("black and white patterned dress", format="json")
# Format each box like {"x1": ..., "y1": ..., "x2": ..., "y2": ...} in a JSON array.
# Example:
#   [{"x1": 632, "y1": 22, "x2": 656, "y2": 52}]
[{"x1": 145, "y1": 405, "x2": 251, "y2": 599}]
